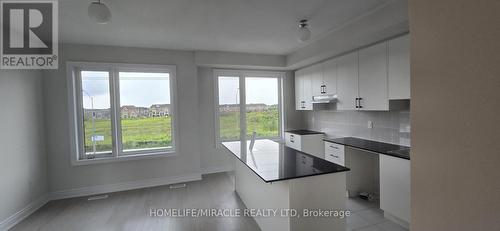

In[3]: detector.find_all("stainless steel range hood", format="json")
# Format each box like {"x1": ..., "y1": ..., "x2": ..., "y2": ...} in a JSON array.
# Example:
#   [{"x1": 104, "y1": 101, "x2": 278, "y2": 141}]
[{"x1": 312, "y1": 94, "x2": 338, "y2": 103}]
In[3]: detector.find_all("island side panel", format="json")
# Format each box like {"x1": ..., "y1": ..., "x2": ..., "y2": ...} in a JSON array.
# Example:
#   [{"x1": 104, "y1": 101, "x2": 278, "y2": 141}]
[
  {"x1": 234, "y1": 159, "x2": 291, "y2": 231},
  {"x1": 289, "y1": 172, "x2": 347, "y2": 231}
]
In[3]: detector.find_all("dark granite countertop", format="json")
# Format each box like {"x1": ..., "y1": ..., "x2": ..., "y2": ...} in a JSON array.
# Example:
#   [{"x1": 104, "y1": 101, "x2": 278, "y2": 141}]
[
  {"x1": 323, "y1": 137, "x2": 410, "y2": 160},
  {"x1": 222, "y1": 139, "x2": 349, "y2": 183},
  {"x1": 285, "y1": 130, "x2": 324, "y2": 135}
]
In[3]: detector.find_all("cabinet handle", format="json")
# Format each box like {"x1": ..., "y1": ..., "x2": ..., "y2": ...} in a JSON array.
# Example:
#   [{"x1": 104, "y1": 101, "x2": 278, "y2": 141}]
[
  {"x1": 320, "y1": 85, "x2": 326, "y2": 94},
  {"x1": 358, "y1": 98, "x2": 363, "y2": 109},
  {"x1": 329, "y1": 146, "x2": 339, "y2": 149},
  {"x1": 330, "y1": 154, "x2": 339, "y2": 158},
  {"x1": 355, "y1": 98, "x2": 359, "y2": 108}
]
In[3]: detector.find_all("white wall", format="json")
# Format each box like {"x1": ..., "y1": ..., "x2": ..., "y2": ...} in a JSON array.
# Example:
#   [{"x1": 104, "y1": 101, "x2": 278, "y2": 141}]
[
  {"x1": 0, "y1": 70, "x2": 47, "y2": 224},
  {"x1": 197, "y1": 67, "x2": 235, "y2": 173},
  {"x1": 42, "y1": 44, "x2": 303, "y2": 194},
  {"x1": 43, "y1": 44, "x2": 202, "y2": 193}
]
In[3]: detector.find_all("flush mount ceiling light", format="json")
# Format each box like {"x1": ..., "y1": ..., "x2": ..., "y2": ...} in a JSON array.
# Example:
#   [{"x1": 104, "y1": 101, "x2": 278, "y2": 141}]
[
  {"x1": 88, "y1": 0, "x2": 111, "y2": 24},
  {"x1": 297, "y1": 19, "x2": 311, "y2": 42}
]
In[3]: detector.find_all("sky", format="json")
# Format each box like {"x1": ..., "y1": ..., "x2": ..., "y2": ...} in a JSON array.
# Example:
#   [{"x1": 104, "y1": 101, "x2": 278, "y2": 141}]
[
  {"x1": 81, "y1": 72, "x2": 278, "y2": 109},
  {"x1": 81, "y1": 71, "x2": 170, "y2": 109},
  {"x1": 218, "y1": 76, "x2": 278, "y2": 105}
]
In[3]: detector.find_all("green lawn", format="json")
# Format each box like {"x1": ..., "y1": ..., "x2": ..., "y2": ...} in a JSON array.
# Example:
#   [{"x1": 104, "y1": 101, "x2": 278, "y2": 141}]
[
  {"x1": 84, "y1": 109, "x2": 279, "y2": 153},
  {"x1": 219, "y1": 108, "x2": 279, "y2": 140},
  {"x1": 84, "y1": 116, "x2": 171, "y2": 153}
]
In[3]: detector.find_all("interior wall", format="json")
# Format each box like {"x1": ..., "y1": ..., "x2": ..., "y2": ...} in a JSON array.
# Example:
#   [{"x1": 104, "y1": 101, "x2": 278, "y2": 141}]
[
  {"x1": 410, "y1": 0, "x2": 500, "y2": 230},
  {"x1": 0, "y1": 71, "x2": 47, "y2": 223},
  {"x1": 43, "y1": 44, "x2": 202, "y2": 193},
  {"x1": 197, "y1": 67, "x2": 303, "y2": 172},
  {"x1": 197, "y1": 67, "x2": 234, "y2": 172}
]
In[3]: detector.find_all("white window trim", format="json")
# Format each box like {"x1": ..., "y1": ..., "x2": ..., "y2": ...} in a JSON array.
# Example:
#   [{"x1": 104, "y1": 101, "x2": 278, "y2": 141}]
[
  {"x1": 67, "y1": 62, "x2": 179, "y2": 166},
  {"x1": 213, "y1": 69, "x2": 285, "y2": 146}
]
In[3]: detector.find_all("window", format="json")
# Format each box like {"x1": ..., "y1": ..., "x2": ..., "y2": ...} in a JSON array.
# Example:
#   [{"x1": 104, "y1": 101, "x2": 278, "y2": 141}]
[
  {"x1": 67, "y1": 62, "x2": 177, "y2": 164},
  {"x1": 215, "y1": 70, "x2": 283, "y2": 143}
]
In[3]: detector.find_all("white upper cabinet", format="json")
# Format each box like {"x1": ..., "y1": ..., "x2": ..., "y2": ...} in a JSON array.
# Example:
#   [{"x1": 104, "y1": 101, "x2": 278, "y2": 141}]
[
  {"x1": 358, "y1": 42, "x2": 389, "y2": 111},
  {"x1": 322, "y1": 59, "x2": 337, "y2": 95},
  {"x1": 294, "y1": 35, "x2": 409, "y2": 111},
  {"x1": 388, "y1": 34, "x2": 410, "y2": 99},
  {"x1": 295, "y1": 68, "x2": 313, "y2": 110},
  {"x1": 295, "y1": 69, "x2": 305, "y2": 110},
  {"x1": 336, "y1": 52, "x2": 359, "y2": 110},
  {"x1": 302, "y1": 69, "x2": 313, "y2": 110},
  {"x1": 310, "y1": 64, "x2": 324, "y2": 96}
]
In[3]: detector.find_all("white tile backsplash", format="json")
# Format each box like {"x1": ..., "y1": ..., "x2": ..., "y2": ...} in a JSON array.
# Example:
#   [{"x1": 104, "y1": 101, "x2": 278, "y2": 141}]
[{"x1": 303, "y1": 110, "x2": 411, "y2": 146}]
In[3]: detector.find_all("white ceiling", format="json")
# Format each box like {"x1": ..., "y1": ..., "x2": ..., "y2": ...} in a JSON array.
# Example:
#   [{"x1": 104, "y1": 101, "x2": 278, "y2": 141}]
[{"x1": 60, "y1": 0, "x2": 392, "y2": 55}]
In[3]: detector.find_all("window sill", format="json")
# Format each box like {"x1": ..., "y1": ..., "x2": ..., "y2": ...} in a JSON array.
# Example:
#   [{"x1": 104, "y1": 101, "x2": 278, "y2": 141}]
[{"x1": 71, "y1": 151, "x2": 177, "y2": 166}]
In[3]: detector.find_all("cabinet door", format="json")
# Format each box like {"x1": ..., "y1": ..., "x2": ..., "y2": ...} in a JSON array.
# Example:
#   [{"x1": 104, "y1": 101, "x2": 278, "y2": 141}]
[
  {"x1": 388, "y1": 35, "x2": 410, "y2": 99},
  {"x1": 294, "y1": 70, "x2": 304, "y2": 110},
  {"x1": 358, "y1": 42, "x2": 389, "y2": 111},
  {"x1": 302, "y1": 70, "x2": 313, "y2": 110},
  {"x1": 380, "y1": 155, "x2": 411, "y2": 223},
  {"x1": 336, "y1": 52, "x2": 358, "y2": 110},
  {"x1": 322, "y1": 59, "x2": 337, "y2": 95},
  {"x1": 310, "y1": 64, "x2": 324, "y2": 96}
]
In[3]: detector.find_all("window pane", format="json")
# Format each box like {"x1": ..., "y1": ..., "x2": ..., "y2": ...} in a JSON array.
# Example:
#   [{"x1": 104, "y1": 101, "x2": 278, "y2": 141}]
[
  {"x1": 218, "y1": 76, "x2": 240, "y2": 141},
  {"x1": 81, "y1": 71, "x2": 112, "y2": 155},
  {"x1": 119, "y1": 72, "x2": 172, "y2": 153},
  {"x1": 245, "y1": 77, "x2": 279, "y2": 138}
]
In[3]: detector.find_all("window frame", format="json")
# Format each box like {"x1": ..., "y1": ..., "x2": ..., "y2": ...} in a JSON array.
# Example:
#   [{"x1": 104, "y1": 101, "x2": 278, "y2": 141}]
[
  {"x1": 213, "y1": 69, "x2": 285, "y2": 146},
  {"x1": 67, "y1": 62, "x2": 178, "y2": 165}
]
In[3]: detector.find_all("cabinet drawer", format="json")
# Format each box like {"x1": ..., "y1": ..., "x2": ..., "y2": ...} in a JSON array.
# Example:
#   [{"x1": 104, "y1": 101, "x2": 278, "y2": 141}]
[
  {"x1": 324, "y1": 142, "x2": 345, "y2": 166},
  {"x1": 285, "y1": 132, "x2": 302, "y2": 151}
]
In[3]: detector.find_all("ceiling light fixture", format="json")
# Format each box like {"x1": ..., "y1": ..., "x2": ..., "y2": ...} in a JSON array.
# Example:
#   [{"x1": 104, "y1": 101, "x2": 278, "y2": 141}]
[
  {"x1": 88, "y1": 0, "x2": 111, "y2": 24},
  {"x1": 297, "y1": 19, "x2": 311, "y2": 42}
]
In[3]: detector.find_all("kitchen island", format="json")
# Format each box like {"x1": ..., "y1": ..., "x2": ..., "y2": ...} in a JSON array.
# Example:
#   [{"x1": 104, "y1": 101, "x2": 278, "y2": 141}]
[{"x1": 222, "y1": 139, "x2": 350, "y2": 231}]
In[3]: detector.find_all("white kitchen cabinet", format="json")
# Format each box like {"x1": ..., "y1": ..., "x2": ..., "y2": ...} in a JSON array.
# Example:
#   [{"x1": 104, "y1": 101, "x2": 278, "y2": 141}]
[
  {"x1": 322, "y1": 59, "x2": 337, "y2": 95},
  {"x1": 388, "y1": 34, "x2": 410, "y2": 100},
  {"x1": 294, "y1": 35, "x2": 409, "y2": 111},
  {"x1": 358, "y1": 42, "x2": 389, "y2": 110},
  {"x1": 294, "y1": 69, "x2": 313, "y2": 110},
  {"x1": 295, "y1": 69, "x2": 305, "y2": 110},
  {"x1": 310, "y1": 64, "x2": 324, "y2": 96},
  {"x1": 324, "y1": 142, "x2": 345, "y2": 166},
  {"x1": 336, "y1": 52, "x2": 359, "y2": 110},
  {"x1": 379, "y1": 155, "x2": 411, "y2": 224},
  {"x1": 284, "y1": 132, "x2": 324, "y2": 158}
]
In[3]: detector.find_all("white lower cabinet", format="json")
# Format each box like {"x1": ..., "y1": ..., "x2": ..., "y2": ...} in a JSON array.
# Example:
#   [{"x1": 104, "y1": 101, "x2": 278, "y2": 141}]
[
  {"x1": 284, "y1": 132, "x2": 324, "y2": 158},
  {"x1": 379, "y1": 155, "x2": 411, "y2": 224},
  {"x1": 324, "y1": 142, "x2": 345, "y2": 166}
]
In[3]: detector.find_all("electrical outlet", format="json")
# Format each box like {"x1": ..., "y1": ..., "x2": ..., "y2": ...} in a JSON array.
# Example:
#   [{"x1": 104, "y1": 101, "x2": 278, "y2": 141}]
[{"x1": 367, "y1": 121, "x2": 374, "y2": 129}]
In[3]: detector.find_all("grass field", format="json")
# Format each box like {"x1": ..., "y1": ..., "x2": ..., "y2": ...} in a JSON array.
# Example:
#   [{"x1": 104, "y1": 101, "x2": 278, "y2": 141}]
[
  {"x1": 84, "y1": 116, "x2": 172, "y2": 153},
  {"x1": 84, "y1": 109, "x2": 279, "y2": 153},
  {"x1": 219, "y1": 108, "x2": 279, "y2": 140}
]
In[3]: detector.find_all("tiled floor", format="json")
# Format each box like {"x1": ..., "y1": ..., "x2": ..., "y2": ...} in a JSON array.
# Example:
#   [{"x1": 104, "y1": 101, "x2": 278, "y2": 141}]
[{"x1": 346, "y1": 197, "x2": 408, "y2": 231}]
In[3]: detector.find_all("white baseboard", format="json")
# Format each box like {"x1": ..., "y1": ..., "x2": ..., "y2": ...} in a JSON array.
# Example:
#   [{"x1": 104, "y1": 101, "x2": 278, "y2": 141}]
[
  {"x1": 49, "y1": 173, "x2": 202, "y2": 200},
  {"x1": 1, "y1": 173, "x2": 203, "y2": 230},
  {"x1": 201, "y1": 165, "x2": 234, "y2": 175},
  {"x1": 0, "y1": 194, "x2": 50, "y2": 231}
]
